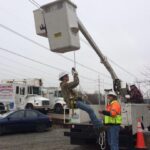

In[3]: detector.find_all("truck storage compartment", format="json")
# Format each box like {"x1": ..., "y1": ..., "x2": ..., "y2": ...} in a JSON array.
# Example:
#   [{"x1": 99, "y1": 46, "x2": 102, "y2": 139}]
[{"x1": 65, "y1": 124, "x2": 135, "y2": 149}]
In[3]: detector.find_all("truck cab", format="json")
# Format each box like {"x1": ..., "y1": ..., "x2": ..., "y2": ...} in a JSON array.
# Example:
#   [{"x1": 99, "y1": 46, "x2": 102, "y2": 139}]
[
  {"x1": 42, "y1": 87, "x2": 67, "y2": 113},
  {"x1": 0, "y1": 79, "x2": 50, "y2": 113}
]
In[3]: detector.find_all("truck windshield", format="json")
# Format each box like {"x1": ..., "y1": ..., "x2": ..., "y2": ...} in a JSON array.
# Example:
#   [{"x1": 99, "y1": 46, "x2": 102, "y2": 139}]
[
  {"x1": 33, "y1": 87, "x2": 41, "y2": 95},
  {"x1": 28, "y1": 86, "x2": 41, "y2": 95},
  {"x1": 54, "y1": 91, "x2": 63, "y2": 97}
]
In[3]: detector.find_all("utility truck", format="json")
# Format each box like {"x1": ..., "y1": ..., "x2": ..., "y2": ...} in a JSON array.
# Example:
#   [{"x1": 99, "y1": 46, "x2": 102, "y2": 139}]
[
  {"x1": 0, "y1": 79, "x2": 50, "y2": 113},
  {"x1": 42, "y1": 87, "x2": 67, "y2": 113},
  {"x1": 33, "y1": 0, "x2": 150, "y2": 149}
]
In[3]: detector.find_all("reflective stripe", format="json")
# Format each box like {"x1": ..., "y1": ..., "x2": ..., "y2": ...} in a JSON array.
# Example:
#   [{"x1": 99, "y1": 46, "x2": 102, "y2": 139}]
[{"x1": 104, "y1": 115, "x2": 122, "y2": 124}]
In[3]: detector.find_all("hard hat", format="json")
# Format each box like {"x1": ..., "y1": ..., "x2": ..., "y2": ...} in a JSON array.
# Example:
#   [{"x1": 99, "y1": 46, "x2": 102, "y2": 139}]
[
  {"x1": 59, "y1": 71, "x2": 68, "y2": 80},
  {"x1": 107, "y1": 91, "x2": 117, "y2": 97},
  {"x1": 125, "y1": 94, "x2": 130, "y2": 99}
]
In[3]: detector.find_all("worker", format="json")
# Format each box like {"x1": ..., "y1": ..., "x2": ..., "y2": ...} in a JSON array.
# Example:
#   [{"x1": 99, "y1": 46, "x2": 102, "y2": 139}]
[
  {"x1": 59, "y1": 68, "x2": 104, "y2": 131},
  {"x1": 129, "y1": 84, "x2": 144, "y2": 103},
  {"x1": 99, "y1": 92, "x2": 122, "y2": 150}
]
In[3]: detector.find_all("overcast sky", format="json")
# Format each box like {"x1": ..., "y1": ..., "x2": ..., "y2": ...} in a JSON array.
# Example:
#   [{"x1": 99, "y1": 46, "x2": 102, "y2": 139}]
[{"x1": 0, "y1": 0, "x2": 150, "y2": 94}]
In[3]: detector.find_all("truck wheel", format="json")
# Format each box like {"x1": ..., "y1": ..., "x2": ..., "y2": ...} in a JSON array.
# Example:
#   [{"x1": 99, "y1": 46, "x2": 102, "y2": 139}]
[
  {"x1": 25, "y1": 104, "x2": 33, "y2": 109},
  {"x1": 54, "y1": 104, "x2": 63, "y2": 114}
]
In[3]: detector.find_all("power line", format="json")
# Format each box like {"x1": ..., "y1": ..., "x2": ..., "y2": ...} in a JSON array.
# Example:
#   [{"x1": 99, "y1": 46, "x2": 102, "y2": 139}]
[
  {"x1": 28, "y1": 0, "x2": 138, "y2": 80},
  {"x1": 0, "y1": 47, "x2": 112, "y2": 86},
  {"x1": 0, "y1": 70, "x2": 20, "y2": 79},
  {"x1": 0, "y1": 59, "x2": 50, "y2": 79},
  {"x1": 0, "y1": 24, "x2": 111, "y2": 79},
  {"x1": 80, "y1": 37, "x2": 138, "y2": 79},
  {"x1": 29, "y1": 0, "x2": 41, "y2": 8},
  {"x1": 108, "y1": 59, "x2": 138, "y2": 78},
  {"x1": 0, "y1": 47, "x2": 64, "y2": 72},
  {"x1": 0, "y1": 65, "x2": 29, "y2": 78},
  {"x1": 80, "y1": 77, "x2": 112, "y2": 85},
  {"x1": 0, "y1": 54, "x2": 57, "y2": 79},
  {"x1": 29, "y1": 0, "x2": 111, "y2": 79}
]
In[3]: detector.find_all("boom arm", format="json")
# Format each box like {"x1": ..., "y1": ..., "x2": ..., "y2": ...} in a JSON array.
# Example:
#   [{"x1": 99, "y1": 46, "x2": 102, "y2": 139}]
[{"x1": 78, "y1": 19, "x2": 121, "y2": 94}]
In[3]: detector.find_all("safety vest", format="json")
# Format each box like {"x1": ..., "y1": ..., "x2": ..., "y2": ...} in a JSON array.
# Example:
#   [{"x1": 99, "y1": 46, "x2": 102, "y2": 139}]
[{"x1": 104, "y1": 100, "x2": 122, "y2": 125}]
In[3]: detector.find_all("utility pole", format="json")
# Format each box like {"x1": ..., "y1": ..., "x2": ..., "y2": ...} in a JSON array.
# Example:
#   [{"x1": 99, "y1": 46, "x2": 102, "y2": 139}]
[
  {"x1": 148, "y1": 81, "x2": 150, "y2": 99},
  {"x1": 98, "y1": 75, "x2": 101, "y2": 105}
]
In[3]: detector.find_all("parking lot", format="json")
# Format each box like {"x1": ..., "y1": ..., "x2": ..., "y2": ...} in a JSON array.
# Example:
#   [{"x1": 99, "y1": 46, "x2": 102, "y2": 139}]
[{"x1": 0, "y1": 126, "x2": 97, "y2": 150}]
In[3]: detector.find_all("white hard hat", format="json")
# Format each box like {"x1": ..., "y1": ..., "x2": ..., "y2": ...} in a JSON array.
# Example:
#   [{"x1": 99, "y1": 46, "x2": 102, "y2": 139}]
[
  {"x1": 59, "y1": 71, "x2": 68, "y2": 80},
  {"x1": 125, "y1": 95, "x2": 130, "y2": 99},
  {"x1": 107, "y1": 91, "x2": 117, "y2": 97}
]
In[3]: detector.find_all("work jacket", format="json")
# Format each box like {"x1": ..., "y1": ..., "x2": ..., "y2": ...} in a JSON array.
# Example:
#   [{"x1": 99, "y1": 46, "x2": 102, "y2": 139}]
[
  {"x1": 104, "y1": 100, "x2": 122, "y2": 125},
  {"x1": 60, "y1": 73, "x2": 79, "y2": 108}
]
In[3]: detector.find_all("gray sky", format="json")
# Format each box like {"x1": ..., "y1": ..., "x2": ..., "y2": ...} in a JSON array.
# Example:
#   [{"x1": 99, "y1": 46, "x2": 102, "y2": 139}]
[{"x1": 0, "y1": 0, "x2": 150, "y2": 94}]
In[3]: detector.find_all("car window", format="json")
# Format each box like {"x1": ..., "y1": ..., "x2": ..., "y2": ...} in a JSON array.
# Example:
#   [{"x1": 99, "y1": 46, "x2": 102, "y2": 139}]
[
  {"x1": 9, "y1": 111, "x2": 24, "y2": 119},
  {"x1": 26, "y1": 110, "x2": 38, "y2": 119}
]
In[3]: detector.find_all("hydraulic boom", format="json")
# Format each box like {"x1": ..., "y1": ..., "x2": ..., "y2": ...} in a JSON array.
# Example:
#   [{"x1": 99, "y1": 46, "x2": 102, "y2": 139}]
[{"x1": 78, "y1": 19, "x2": 121, "y2": 95}]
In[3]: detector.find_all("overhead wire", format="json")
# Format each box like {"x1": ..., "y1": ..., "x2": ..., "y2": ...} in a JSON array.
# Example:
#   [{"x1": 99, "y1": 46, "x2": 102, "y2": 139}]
[
  {"x1": 108, "y1": 59, "x2": 137, "y2": 79},
  {"x1": 0, "y1": 0, "x2": 132, "y2": 94},
  {"x1": 0, "y1": 1, "x2": 115, "y2": 89},
  {"x1": 0, "y1": 24, "x2": 111, "y2": 80},
  {"x1": 29, "y1": 0, "x2": 41, "y2": 8},
  {"x1": 0, "y1": 65, "x2": 29, "y2": 78},
  {"x1": 80, "y1": 37, "x2": 138, "y2": 79},
  {"x1": 0, "y1": 54, "x2": 58, "y2": 80},
  {"x1": 0, "y1": 58, "x2": 49, "y2": 79},
  {"x1": 0, "y1": 47, "x2": 112, "y2": 86},
  {"x1": 0, "y1": 70, "x2": 20, "y2": 79},
  {"x1": 28, "y1": 0, "x2": 138, "y2": 80},
  {"x1": 0, "y1": 47, "x2": 64, "y2": 72}
]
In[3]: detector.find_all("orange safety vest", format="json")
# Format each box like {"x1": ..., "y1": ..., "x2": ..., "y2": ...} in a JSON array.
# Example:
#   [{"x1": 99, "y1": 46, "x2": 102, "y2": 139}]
[{"x1": 104, "y1": 100, "x2": 122, "y2": 124}]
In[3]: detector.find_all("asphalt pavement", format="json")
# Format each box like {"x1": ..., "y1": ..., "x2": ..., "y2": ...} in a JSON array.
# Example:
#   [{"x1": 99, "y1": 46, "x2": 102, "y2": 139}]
[{"x1": 0, "y1": 127, "x2": 98, "y2": 150}]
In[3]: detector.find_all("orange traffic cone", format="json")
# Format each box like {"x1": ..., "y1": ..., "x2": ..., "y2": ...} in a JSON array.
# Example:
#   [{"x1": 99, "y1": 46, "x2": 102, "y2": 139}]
[{"x1": 135, "y1": 119, "x2": 147, "y2": 149}]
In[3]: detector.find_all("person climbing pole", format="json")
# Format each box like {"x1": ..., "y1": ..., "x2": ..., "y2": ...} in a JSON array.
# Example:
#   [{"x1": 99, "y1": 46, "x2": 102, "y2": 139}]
[{"x1": 59, "y1": 67, "x2": 105, "y2": 132}]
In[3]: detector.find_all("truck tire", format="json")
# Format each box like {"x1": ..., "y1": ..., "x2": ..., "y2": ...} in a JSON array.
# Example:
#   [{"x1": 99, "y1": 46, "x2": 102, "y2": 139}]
[
  {"x1": 25, "y1": 103, "x2": 33, "y2": 109},
  {"x1": 54, "y1": 104, "x2": 63, "y2": 114}
]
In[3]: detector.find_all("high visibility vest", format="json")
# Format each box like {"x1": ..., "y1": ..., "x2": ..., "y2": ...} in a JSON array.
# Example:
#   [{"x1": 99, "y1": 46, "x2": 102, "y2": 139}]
[{"x1": 104, "y1": 100, "x2": 122, "y2": 125}]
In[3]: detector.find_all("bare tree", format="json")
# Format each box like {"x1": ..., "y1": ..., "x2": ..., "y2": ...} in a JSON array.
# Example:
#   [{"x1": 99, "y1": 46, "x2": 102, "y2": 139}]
[{"x1": 140, "y1": 66, "x2": 150, "y2": 99}]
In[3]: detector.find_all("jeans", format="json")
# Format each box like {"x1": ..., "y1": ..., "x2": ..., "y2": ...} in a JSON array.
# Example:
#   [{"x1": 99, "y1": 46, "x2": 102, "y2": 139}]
[
  {"x1": 76, "y1": 100, "x2": 102, "y2": 128},
  {"x1": 107, "y1": 125, "x2": 120, "y2": 150}
]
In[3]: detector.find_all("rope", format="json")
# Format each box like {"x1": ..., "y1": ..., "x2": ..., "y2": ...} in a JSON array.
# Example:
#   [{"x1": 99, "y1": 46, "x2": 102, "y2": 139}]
[
  {"x1": 98, "y1": 131, "x2": 106, "y2": 150},
  {"x1": 71, "y1": 51, "x2": 77, "y2": 116},
  {"x1": 74, "y1": 51, "x2": 76, "y2": 69},
  {"x1": 71, "y1": 98, "x2": 75, "y2": 117}
]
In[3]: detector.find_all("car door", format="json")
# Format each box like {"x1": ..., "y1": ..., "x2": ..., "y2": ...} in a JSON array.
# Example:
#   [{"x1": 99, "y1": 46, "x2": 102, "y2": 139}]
[
  {"x1": 5, "y1": 110, "x2": 25, "y2": 133},
  {"x1": 24, "y1": 110, "x2": 39, "y2": 131}
]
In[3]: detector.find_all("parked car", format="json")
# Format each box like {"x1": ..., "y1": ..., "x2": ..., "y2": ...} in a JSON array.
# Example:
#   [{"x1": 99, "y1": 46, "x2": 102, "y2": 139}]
[{"x1": 0, "y1": 109, "x2": 52, "y2": 135}]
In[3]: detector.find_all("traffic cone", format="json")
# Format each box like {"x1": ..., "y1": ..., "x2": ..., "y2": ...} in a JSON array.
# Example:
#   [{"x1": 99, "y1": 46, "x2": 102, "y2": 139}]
[{"x1": 135, "y1": 119, "x2": 147, "y2": 150}]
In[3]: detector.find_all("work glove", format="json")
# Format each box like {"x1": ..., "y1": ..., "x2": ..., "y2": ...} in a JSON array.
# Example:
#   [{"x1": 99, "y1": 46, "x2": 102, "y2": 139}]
[
  {"x1": 72, "y1": 67, "x2": 78, "y2": 76},
  {"x1": 99, "y1": 110, "x2": 111, "y2": 116}
]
